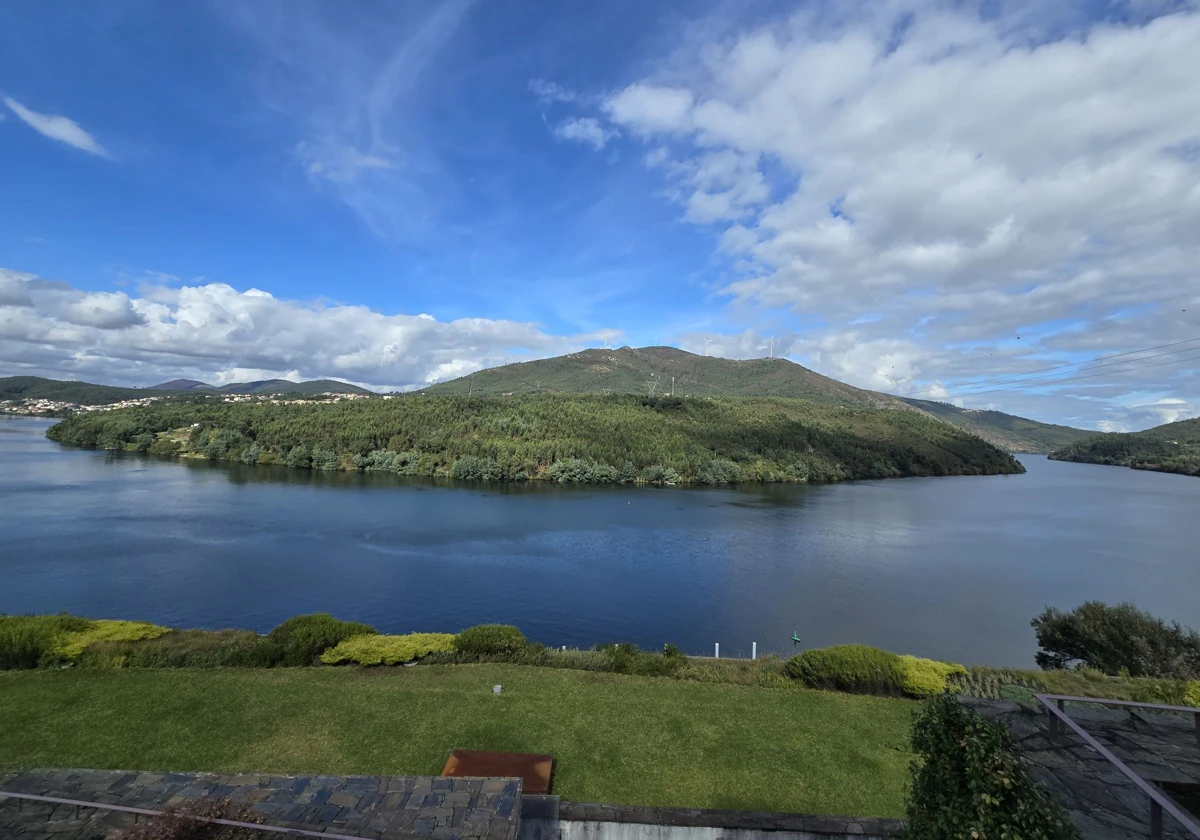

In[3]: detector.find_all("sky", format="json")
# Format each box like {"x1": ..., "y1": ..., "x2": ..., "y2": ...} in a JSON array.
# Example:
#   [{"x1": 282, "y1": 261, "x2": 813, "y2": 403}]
[{"x1": 1, "y1": 0, "x2": 1198, "y2": 431}]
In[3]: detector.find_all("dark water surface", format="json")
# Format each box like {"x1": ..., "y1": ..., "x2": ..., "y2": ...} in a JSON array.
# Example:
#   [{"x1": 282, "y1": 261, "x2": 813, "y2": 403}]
[{"x1": 2, "y1": 415, "x2": 1197, "y2": 667}]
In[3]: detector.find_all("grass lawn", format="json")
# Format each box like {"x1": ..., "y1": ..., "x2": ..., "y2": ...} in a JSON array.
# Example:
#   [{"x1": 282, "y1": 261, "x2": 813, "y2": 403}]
[{"x1": 0, "y1": 664, "x2": 915, "y2": 817}]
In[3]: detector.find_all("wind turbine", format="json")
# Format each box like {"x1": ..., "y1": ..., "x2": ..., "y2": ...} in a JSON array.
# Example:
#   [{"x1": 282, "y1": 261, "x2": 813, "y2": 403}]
[
  {"x1": 767, "y1": 334, "x2": 776, "y2": 359},
  {"x1": 601, "y1": 333, "x2": 611, "y2": 350},
  {"x1": 703, "y1": 337, "x2": 713, "y2": 357}
]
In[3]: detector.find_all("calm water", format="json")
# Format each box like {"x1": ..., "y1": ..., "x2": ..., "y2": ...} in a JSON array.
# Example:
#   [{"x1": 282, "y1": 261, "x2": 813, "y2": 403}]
[{"x1": 2, "y1": 415, "x2": 1197, "y2": 667}]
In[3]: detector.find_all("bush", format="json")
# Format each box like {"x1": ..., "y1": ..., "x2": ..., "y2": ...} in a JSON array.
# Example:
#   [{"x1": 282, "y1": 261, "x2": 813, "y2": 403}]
[
  {"x1": 786, "y1": 645, "x2": 908, "y2": 696},
  {"x1": 907, "y1": 694, "x2": 1079, "y2": 840},
  {"x1": 0, "y1": 614, "x2": 168, "y2": 668},
  {"x1": 1187, "y1": 681, "x2": 1200, "y2": 708},
  {"x1": 898, "y1": 654, "x2": 967, "y2": 697},
  {"x1": 53, "y1": 620, "x2": 170, "y2": 659},
  {"x1": 452, "y1": 624, "x2": 527, "y2": 657},
  {"x1": 266, "y1": 614, "x2": 377, "y2": 666},
  {"x1": 321, "y1": 633, "x2": 455, "y2": 666},
  {"x1": 76, "y1": 630, "x2": 275, "y2": 669},
  {"x1": 1032, "y1": 601, "x2": 1200, "y2": 678},
  {"x1": 0, "y1": 619, "x2": 56, "y2": 669},
  {"x1": 594, "y1": 642, "x2": 687, "y2": 677}
]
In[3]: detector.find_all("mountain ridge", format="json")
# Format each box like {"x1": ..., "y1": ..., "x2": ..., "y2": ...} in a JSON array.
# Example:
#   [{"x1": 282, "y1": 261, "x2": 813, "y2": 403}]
[
  {"x1": 1, "y1": 375, "x2": 372, "y2": 404},
  {"x1": 420, "y1": 347, "x2": 1090, "y2": 453},
  {"x1": 1050, "y1": 417, "x2": 1200, "y2": 477}
]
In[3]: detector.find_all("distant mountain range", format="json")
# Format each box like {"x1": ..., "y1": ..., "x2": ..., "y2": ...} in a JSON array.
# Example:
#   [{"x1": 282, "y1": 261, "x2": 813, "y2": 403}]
[
  {"x1": 419, "y1": 346, "x2": 1092, "y2": 453},
  {"x1": 1050, "y1": 417, "x2": 1200, "y2": 477},
  {"x1": 897, "y1": 397, "x2": 1095, "y2": 453},
  {"x1": 0, "y1": 375, "x2": 371, "y2": 405},
  {"x1": 146, "y1": 378, "x2": 374, "y2": 396}
]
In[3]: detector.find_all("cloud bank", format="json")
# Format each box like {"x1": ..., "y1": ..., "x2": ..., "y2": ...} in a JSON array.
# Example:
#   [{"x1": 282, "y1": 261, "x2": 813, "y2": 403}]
[{"x1": 0, "y1": 268, "x2": 595, "y2": 391}]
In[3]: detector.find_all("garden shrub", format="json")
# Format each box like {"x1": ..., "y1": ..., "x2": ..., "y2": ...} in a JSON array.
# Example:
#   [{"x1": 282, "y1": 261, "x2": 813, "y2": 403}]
[
  {"x1": 77, "y1": 630, "x2": 271, "y2": 669},
  {"x1": 785, "y1": 644, "x2": 908, "y2": 696},
  {"x1": 321, "y1": 633, "x2": 455, "y2": 666},
  {"x1": 266, "y1": 613, "x2": 377, "y2": 666},
  {"x1": 452, "y1": 624, "x2": 527, "y2": 657},
  {"x1": 1186, "y1": 681, "x2": 1200, "y2": 708},
  {"x1": 53, "y1": 620, "x2": 170, "y2": 659},
  {"x1": 898, "y1": 654, "x2": 967, "y2": 697},
  {"x1": 0, "y1": 618, "x2": 57, "y2": 669},
  {"x1": 1032, "y1": 601, "x2": 1200, "y2": 678},
  {"x1": 907, "y1": 693, "x2": 1079, "y2": 840},
  {"x1": 593, "y1": 642, "x2": 686, "y2": 677}
]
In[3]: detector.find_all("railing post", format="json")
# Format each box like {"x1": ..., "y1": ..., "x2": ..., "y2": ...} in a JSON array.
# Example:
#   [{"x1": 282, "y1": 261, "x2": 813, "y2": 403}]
[
  {"x1": 752, "y1": 642, "x2": 757, "y2": 660},
  {"x1": 1151, "y1": 798, "x2": 1163, "y2": 840},
  {"x1": 714, "y1": 642, "x2": 719, "y2": 658}
]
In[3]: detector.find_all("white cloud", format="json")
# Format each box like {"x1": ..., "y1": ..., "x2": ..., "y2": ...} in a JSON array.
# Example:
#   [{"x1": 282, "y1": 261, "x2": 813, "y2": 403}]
[
  {"x1": 554, "y1": 117, "x2": 617, "y2": 150},
  {"x1": 0, "y1": 267, "x2": 602, "y2": 391},
  {"x1": 529, "y1": 78, "x2": 576, "y2": 104},
  {"x1": 3, "y1": 97, "x2": 111, "y2": 158},
  {"x1": 573, "y1": 1, "x2": 1200, "y2": 429}
]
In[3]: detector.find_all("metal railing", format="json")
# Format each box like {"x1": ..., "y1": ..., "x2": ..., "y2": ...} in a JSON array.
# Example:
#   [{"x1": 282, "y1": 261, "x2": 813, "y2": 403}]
[
  {"x1": 0, "y1": 790, "x2": 366, "y2": 839},
  {"x1": 1035, "y1": 693, "x2": 1200, "y2": 840}
]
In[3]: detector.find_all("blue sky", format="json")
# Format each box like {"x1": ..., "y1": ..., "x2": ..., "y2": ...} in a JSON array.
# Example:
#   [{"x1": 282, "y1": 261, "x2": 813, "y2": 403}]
[{"x1": 1, "y1": 0, "x2": 1198, "y2": 430}]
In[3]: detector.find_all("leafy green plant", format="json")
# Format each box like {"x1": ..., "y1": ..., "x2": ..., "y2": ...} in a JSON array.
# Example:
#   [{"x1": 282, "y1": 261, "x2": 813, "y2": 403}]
[
  {"x1": 76, "y1": 630, "x2": 272, "y2": 669},
  {"x1": 0, "y1": 619, "x2": 56, "y2": 669},
  {"x1": 320, "y1": 633, "x2": 455, "y2": 666},
  {"x1": 266, "y1": 614, "x2": 377, "y2": 666},
  {"x1": 452, "y1": 624, "x2": 527, "y2": 657},
  {"x1": 786, "y1": 645, "x2": 909, "y2": 696},
  {"x1": 0, "y1": 614, "x2": 168, "y2": 668},
  {"x1": 1032, "y1": 601, "x2": 1200, "y2": 678},
  {"x1": 593, "y1": 642, "x2": 687, "y2": 677},
  {"x1": 53, "y1": 620, "x2": 170, "y2": 659},
  {"x1": 906, "y1": 694, "x2": 1079, "y2": 840},
  {"x1": 898, "y1": 655, "x2": 967, "y2": 697}
]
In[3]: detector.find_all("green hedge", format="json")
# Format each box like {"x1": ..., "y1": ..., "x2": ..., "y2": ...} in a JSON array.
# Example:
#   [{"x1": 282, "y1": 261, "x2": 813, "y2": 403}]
[
  {"x1": 907, "y1": 694, "x2": 1079, "y2": 840},
  {"x1": 0, "y1": 615, "x2": 169, "y2": 669},
  {"x1": 452, "y1": 624, "x2": 527, "y2": 657},
  {"x1": 265, "y1": 613, "x2": 377, "y2": 666},
  {"x1": 785, "y1": 645, "x2": 966, "y2": 697},
  {"x1": 321, "y1": 633, "x2": 456, "y2": 666},
  {"x1": 76, "y1": 630, "x2": 279, "y2": 669}
]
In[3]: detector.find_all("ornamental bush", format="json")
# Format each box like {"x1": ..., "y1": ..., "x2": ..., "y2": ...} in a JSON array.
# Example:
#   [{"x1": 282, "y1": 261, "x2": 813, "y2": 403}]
[
  {"x1": 266, "y1": 613, "x2": 377, "y2": 666},
  {"x1": 593, "y1": 642, "x2": 687, "y2": 677},
  {"x1": 906, "y1": 693, "x2": 1079, "y2": 840},
  {"x1": 320, "y1": 633, "x2": 455, "y2": 666},
  {"x1": 452, "y1": 624, "x2": 527, "y2": 657},
  {"x1": 898, "y1": 654, "x2": 967, "y2": 697},
  {"x1": 0, "y1": 614, "x2": 169, "y2": 668},
  {"x1": 53, "y1": 620, "x2": 170, "y2": 659},
  {"x1": 786, "y1": 644, "x2": 908, "y2": 695}
]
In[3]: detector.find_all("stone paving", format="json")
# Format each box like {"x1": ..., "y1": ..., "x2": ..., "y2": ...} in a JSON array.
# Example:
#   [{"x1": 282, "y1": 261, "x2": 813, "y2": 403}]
[
  {"x1": 964, "y1": 698, "x2": 1200, "y2": 840},
  {"x1": 0, "y1": 768, "x2": 522, "y2": 840}
]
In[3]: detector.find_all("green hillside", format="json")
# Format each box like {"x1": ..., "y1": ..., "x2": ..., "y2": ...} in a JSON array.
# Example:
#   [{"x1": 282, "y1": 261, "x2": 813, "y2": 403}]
[
  {"x1": 0, "y1": 376, "x2": 152, "y2": 405},
  {"x1": 46, "y1": 393, "x2": 1024, "y2": 484},
  {"x1": 420, "y1": 347, "x2": 1090, "y2": 453},
  {"x1": 217, "y1": 378, "x2": 373, "y2": 395},
  {"x1": 898, "y1": 398, "x2": 1095, "y2": 454},
  {"x1": 1049, "y1": 417, "x2": 1200, "y2": 477},
  {"x1": 421, "y1": 346, "x2": 906, "y2": 409}
]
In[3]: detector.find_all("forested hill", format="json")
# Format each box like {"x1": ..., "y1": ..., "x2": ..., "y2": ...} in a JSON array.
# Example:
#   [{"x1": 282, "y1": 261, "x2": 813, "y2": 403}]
[
  {"x1": 1049, "y1": 417, "x2": 1200, "y2": 477},
  {"x1": 45, "y1": 394, "x2": 1025, "y2": 485},
  {"x1": 0, "y1": 376, "x2": 151, "y2": 405},
  {"x1": 419, "y1": 347, "x2": 905, "y2": 409},
  {"x1": 148, "y1": 377, "x2": 374, "y2": 395},
  {"x1": 898, "y1": 397, "x2": 1094, "y2": 454},
  {"x1": 418, "y1": 346, "x2": 1090, "y2": 453}
]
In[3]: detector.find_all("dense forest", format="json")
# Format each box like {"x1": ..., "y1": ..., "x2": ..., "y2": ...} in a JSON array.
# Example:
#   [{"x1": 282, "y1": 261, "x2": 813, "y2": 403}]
[
  {"x1": 1049, "y1": 417, "x2": 1200, "y2": 477},
  {"x1": 898, "y1": 397, "x2": 1094, "y2": 454},
  {"x1": 46, "y1": 393, "x2": 1024, "y2": 484}
]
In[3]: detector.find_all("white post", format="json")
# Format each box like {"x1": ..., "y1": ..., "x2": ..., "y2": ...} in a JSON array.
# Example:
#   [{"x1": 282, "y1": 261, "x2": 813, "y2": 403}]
[
  {"x1": 752, "y1": 642, "x2": 757, "y2": 660},
  {"x1": 561, "y1": 646, "x2": 566, "y2": 651},
  {"x1": 714, "y1": 642, "x2": 720, "y2": 658}
]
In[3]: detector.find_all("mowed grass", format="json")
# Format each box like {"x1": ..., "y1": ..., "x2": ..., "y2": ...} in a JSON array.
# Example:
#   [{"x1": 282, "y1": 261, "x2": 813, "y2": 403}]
[{"x1": 0, "y1": 665, "x2": 914, "y2": 817}]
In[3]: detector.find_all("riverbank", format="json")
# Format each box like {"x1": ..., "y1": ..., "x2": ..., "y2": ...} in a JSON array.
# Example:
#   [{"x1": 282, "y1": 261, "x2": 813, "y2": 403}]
[
  {"x1": 0, "y1": 665, "x2": 914, "y2": 817},
  {"x1": 44, "y1": 392, "x2": 1024, "y2": 485}
]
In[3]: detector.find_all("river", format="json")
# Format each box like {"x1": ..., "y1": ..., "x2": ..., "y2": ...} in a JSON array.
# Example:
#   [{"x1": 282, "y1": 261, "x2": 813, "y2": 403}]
[{"x1": 2, "y1": 415, "x2": 1197, "y2": 667}]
